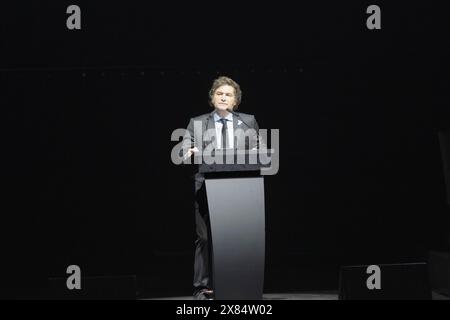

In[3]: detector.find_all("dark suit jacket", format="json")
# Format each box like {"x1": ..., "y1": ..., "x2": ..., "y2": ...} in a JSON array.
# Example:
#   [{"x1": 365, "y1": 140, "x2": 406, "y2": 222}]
[{"x1": 181, "y1": 110, "x2": 262, "y2": 191}]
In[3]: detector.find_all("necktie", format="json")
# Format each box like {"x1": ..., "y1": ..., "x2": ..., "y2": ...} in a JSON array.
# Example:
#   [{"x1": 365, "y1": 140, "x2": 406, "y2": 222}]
[{"x1": 219, "y1": 118, "x2": 228, "y2": 149}]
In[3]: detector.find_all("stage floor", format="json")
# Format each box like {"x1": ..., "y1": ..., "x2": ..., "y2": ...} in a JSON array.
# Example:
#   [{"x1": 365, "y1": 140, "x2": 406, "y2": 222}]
[{"x1": 146, "y1": 291, "x2": 450, "y2": 300}]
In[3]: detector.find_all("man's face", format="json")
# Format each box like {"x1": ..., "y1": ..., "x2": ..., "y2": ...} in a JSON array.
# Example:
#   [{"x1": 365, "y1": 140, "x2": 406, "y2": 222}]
[{"x1": 212, "y1": 85, "x2": 236, "y2": 112}]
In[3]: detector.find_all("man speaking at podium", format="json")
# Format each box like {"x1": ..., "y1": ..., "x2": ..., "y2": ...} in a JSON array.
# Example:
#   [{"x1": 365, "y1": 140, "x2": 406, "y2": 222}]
[{"x1": 181, "y1": 76, "x2": 263, "y2": 300}]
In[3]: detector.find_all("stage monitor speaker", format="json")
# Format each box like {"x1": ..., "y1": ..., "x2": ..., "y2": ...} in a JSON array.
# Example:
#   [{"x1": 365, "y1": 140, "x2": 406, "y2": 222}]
[
  {"x1": 339, "y1": 263, "x2": 431, "y2": 300},
  {"x1": 47, "y1": 275, "x2": 136, "y2": 300},
  {"x1": 429, "y1": 251, "x2": 450, "y2": 296}
]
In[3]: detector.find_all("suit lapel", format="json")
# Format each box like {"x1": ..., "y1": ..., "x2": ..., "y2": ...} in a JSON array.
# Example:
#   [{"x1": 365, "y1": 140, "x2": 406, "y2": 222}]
[
  {"x1": 232, "y1": 113, "x2": 239, "y2": 131},
  {"x1": 233, "y1": 112, "x2": 242, "y2": 149},
  {"x1": 205, "y1": 111, "x2": 217, "y2": 149}
]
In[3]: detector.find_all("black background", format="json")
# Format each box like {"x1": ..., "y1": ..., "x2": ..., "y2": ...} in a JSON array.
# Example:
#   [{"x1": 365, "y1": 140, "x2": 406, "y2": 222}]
[{"x1": 0, "y1": 1, "x2": 449, "y2": 298}]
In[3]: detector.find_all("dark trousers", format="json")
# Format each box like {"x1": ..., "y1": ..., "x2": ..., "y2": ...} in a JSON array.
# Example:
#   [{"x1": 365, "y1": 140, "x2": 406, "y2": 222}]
[{"x1": 193, "y1": 175, "x2": 213, "y2": 294}]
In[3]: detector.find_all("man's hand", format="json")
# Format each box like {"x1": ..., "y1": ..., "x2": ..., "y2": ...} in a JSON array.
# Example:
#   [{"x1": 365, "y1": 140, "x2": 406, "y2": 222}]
[{"x1": 183, "y1": 147, "x2": 199, "y2": 160}]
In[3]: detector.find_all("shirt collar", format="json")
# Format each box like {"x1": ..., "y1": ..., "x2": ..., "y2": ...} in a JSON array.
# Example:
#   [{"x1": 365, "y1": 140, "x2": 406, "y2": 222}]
[{"x1": 213, "y1": 111, "x2": 233, "y2": 122}]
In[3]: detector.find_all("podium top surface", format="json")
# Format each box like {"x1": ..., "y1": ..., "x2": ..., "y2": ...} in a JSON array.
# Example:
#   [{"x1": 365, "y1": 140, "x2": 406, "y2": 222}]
[
  {"x1": 192, "y1": 149, "x2": 271, "y2": 174},
  {"x1": 198, "y1": 163, "x2": 263, "y2": 174}
]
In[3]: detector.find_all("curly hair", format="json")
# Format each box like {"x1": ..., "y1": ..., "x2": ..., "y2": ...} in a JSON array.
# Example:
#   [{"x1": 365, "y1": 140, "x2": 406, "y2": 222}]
[{"x1": 208, "y1": 76, "x2": 242, "y2": 110}]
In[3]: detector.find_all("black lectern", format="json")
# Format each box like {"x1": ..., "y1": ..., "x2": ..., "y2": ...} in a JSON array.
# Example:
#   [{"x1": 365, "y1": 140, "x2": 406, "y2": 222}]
[{"x1": 196, "y1": 149, "x2": 268, "y2": 300}]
